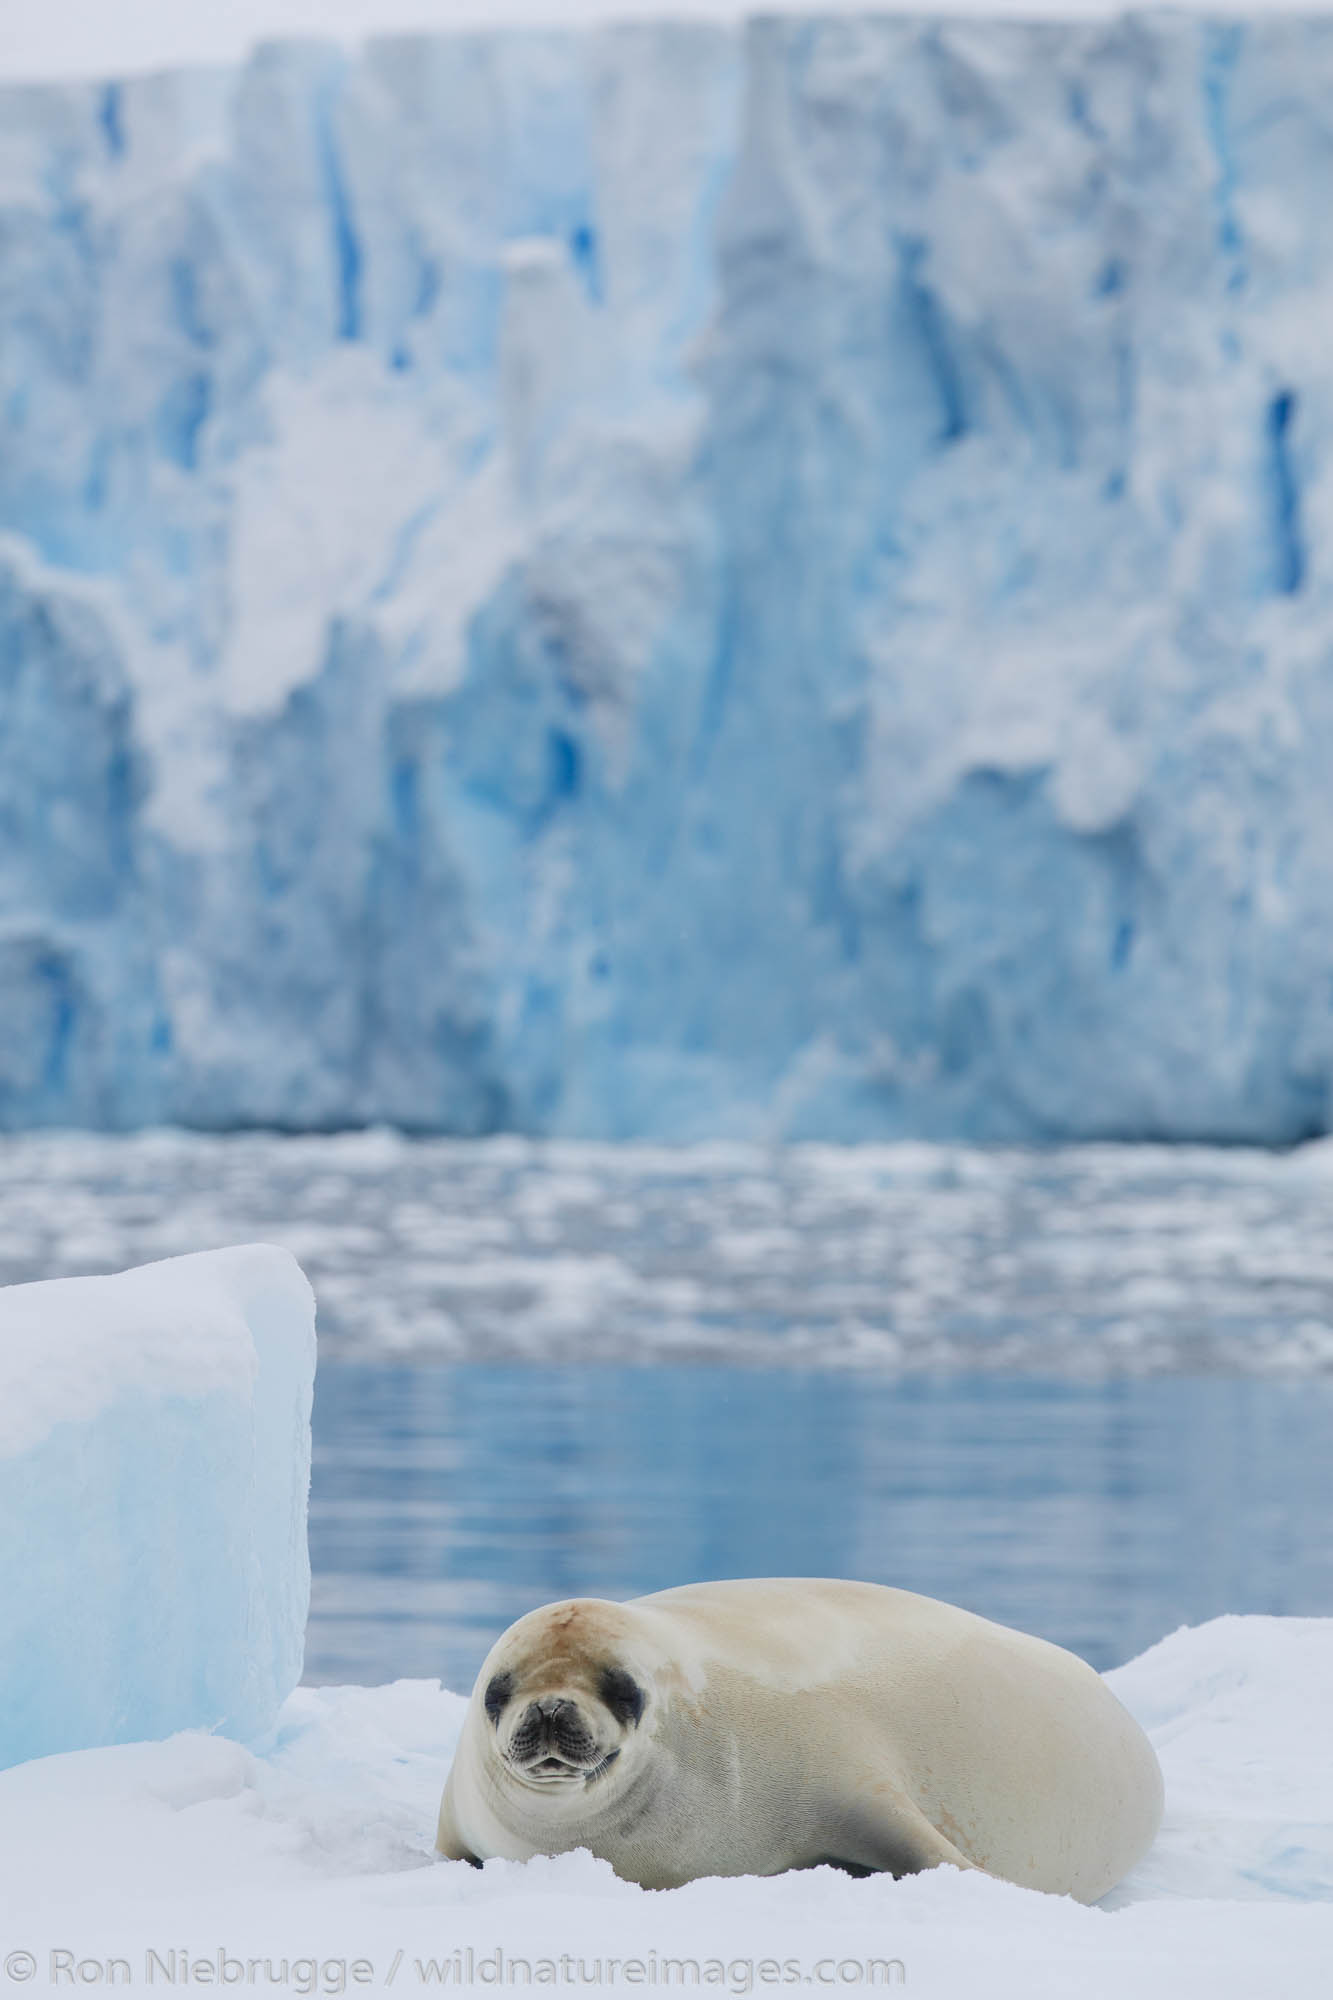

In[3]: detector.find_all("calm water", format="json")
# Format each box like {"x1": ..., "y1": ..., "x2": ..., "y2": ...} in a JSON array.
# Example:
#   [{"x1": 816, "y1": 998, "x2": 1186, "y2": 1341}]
[
  {"x1": 305, "y1": 1364, "x2": 1333, "y2": 1689},
  {"x1": 1, "y1": 1131, "x2": 1329, "y2": 1691}
]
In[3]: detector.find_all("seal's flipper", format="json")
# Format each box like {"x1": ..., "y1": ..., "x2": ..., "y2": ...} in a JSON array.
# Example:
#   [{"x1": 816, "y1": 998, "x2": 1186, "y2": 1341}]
[
  {"x1": 817, "y1": 1802, "x2": 978, "y2": 1880},
  {"x1": 436, "y1": 1789, "x2": 481, "y2": 1865}
]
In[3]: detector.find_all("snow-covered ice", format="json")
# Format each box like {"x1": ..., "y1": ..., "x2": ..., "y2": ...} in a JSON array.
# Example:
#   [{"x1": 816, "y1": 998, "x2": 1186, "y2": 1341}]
[
  {"x1": 0, "y1": 1618, "x2": 1327, "y2": 1997},
  {"x1": 3, "y1": 1, "x2": 1284, "y2": 89},
  {"x1": 8, "y1": 15, "x2": 1333, "y2": 1142},
  {"x1": 0, "y1": 1245, "x2": 316, "y2": 1770}
]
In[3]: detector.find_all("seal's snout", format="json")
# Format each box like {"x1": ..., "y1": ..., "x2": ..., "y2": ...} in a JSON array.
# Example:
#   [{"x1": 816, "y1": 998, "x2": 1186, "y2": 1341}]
[{"x1": 506, "y1": 1695, "x2": 602, "y2": 1779}]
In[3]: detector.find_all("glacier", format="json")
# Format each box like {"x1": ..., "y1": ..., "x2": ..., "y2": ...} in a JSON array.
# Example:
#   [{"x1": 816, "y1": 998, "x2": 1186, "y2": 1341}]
[
  {"x1": 4, "y1": 13, "x2": 1333, "y2": 1141},
  {"x1": 0, "y1": 1244, "x2": 315, "y2": 1770}
]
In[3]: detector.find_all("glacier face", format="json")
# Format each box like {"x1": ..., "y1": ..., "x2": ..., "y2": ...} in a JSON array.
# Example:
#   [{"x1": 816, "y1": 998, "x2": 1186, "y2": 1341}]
[{"x1": 3, "y1": 14, "x2": 1333, "y2": 1141}]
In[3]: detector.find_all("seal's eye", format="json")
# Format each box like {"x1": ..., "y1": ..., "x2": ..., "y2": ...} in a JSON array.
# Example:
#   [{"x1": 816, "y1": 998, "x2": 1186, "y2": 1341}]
[
  {"x1": 598, "y1": 1666, "x2": 645, "y2": 1728},
  {"x1": 484, "y1": 1672, "x2": 515, "y2": 1726}
]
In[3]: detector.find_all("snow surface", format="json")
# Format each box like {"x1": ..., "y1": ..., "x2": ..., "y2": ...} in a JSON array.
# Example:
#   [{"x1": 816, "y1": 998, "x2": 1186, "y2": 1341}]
[
  {"x1": 0, "y1": 1245, "x2": 316, "y2": 1770},
  {"x1": 3, "y1": 1, "x2": 1306, "y2": 88},
  {"x1": 0, "y1": 1617, "x2": 1328, "y2": 1996},
  {"x1": 9, "y1": 15, "x2": 1333, "y2": 1141}
]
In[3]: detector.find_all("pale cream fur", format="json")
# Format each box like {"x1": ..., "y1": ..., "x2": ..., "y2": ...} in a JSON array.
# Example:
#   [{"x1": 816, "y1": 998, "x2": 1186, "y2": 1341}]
[{"x1": 436, "y1": 1578, "x2": 1163, "y2": 1901}]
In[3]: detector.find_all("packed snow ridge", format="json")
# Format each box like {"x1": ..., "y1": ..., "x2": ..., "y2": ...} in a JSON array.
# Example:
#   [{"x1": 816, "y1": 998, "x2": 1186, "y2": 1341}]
[{"x1": 5, "y1": 14, "x2": 1333, "y2": 1142}]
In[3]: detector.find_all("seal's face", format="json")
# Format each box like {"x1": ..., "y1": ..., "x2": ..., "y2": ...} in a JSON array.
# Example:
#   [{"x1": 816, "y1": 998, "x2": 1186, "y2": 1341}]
[{"x1": 478, "y1": 1605, "x2": 649, "y2": 1795}]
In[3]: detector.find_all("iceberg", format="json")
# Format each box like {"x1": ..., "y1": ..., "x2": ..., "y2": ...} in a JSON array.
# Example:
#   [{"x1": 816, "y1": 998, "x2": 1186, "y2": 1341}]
[
  {"x1": 0, "y1": 1244, "x2": 316, "y2": 1769},
  {"x1": 3, "y1": 15, "x2": 1333, "y2": 1142}
]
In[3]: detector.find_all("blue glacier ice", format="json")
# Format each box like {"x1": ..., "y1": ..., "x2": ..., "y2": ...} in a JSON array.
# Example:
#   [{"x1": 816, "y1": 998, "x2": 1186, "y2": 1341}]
[
  {"x1": 0, "y1": 1244, "x2": 315, "y2": 1769},
  {"x1": 3, "y1": 14, "x2": 1333, "y2": 1141}
]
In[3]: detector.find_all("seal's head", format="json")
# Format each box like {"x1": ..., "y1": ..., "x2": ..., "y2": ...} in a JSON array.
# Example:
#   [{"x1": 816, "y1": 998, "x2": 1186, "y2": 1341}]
[{"x1": 476, "y1": 1600, "x2": 651, "y2": 1794}]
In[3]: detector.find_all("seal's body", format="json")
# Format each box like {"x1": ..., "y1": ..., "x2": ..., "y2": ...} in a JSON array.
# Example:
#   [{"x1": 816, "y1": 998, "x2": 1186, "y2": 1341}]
[{"x1": 436, "y1": 1578, "x2": 1162, "y2": 1900}]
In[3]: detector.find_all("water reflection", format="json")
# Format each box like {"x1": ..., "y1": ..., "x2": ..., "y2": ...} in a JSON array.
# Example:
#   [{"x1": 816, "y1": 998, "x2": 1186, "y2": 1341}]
[{"x1": 306, "y1": 1365, "x2": 1333, "y2": 1689}]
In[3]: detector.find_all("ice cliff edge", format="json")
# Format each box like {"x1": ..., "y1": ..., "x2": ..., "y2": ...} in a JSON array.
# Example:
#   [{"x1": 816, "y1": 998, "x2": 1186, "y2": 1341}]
[{"x1": 3, "y1": 14, "x2": 1333, "y2": 1141}]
